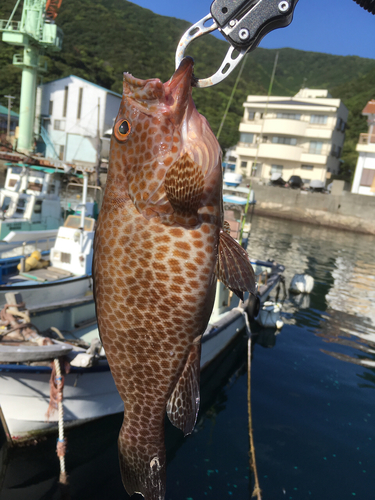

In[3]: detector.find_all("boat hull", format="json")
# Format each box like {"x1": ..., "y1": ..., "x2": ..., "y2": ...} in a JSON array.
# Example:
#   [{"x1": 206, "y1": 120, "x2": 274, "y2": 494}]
[
  {"x1": 0, "y1": 274, "x2": 93, "y2": 308},
  {"x1": 0, "y1": 363, "x2": 123, "y2": 443},
  {"x1": 0, "y1": 306, "x2": 248, "y2": 443}
]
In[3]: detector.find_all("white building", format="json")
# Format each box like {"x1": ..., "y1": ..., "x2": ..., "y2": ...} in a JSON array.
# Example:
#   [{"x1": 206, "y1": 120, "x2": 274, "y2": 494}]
[
  {"x1": 351, "y1": 100, "x2": 375, "y2": 196},
  {"x1": 37, "y1": 75, "x2": 121, "y2": 166},
  {"x1": 233, "y1": 88, "x2": 348, "y2": 185}
]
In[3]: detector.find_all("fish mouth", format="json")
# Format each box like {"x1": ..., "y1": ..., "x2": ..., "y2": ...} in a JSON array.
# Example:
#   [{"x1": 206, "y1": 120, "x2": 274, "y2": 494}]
[{"x1": 164, "y1": 57, "x2": 195, "y2": 124}]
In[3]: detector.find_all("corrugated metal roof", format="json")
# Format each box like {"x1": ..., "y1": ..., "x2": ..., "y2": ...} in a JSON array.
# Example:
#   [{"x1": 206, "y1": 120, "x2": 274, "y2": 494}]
[
  {"x1": 362, "y1": 100, "x2": 375, "y2": 115},
  {"x1": 0, "y1": 104, "x2": 19, "y2": 118},
  {"x1": 40, "y1": 75, "x2": 121, "y2": 98}
]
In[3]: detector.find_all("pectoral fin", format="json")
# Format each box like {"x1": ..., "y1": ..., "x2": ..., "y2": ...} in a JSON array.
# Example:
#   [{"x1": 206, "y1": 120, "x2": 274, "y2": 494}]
[
  {"x1": 166, "y1": 341, "x2": 201, "y2": 436},
  {"x1": 164, "y1": 153, "x2": 204, "y2": 216},
  {"x1": 216, "y1": 228, "x2": 256, "y2": 300}
]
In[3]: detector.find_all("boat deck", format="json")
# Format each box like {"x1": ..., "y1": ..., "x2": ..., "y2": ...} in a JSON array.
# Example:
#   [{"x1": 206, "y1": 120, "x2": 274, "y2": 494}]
[{"x1": 17, "y1": 266, "x2": 73, "y2": 283}]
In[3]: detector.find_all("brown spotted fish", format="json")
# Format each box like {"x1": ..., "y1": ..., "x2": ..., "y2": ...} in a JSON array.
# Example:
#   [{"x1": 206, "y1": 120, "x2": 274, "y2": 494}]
[{"x1": 93, "y1": 57, "x2": 255, "y2": 500}]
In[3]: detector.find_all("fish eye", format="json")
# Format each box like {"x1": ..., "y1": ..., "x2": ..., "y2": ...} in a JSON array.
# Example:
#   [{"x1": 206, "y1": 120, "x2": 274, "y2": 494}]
[{"x1": 114, "y1": 119, "x2": 131, "y2": 141}]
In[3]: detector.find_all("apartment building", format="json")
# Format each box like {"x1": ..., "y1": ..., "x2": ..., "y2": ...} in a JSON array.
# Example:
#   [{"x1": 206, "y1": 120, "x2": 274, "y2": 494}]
[
  {"x1": 233, "y1": 88, "x2": 348, "y2": 184},
  {"x1": 351, "y1": 99, "x2": 375, "y2": 196},
  {"x1": 37, "y1": 75, "x2": 121, "y2": 166}
]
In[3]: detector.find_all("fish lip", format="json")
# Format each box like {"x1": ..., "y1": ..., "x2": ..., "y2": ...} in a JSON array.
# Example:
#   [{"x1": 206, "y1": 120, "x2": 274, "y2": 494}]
[
  {"x1": 164, "y1": 57, "x2": 194, "y2": 123},
  {"x1": 166, "y1": 56, "x2": 194, "y2": 93}
]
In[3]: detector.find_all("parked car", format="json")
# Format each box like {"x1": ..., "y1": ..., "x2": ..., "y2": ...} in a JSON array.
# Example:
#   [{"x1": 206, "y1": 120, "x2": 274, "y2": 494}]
[
  {"x1": 269, "y1": 172, "x2": 286, "y2": 187},
  {"x1": 309, "y1": 180, "x2": 326, "y2": 193},
  {"x1": 287, "y1": 175, "x2": 304, "y2": 189}
]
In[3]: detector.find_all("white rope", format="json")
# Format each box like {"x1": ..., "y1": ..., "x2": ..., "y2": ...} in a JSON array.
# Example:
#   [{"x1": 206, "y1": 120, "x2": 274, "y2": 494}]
[{"x1": 54, "y1": 358, "x2": 67, "y2": 481}]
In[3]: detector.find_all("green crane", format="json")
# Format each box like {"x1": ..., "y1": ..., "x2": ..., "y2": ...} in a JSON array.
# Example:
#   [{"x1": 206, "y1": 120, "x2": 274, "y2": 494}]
[{"x1": 0, "y1": 0, "x2": 63, "y2": 153}]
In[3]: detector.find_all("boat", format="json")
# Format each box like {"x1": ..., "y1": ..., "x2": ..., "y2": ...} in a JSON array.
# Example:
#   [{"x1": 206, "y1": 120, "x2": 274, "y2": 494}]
[
  {"x1": 0, "y1": 163, "x2": 100, "y2": 279},
  {"x1": 0, "y1": 169, "x2": 97, "y2": 309},
  {"x1": 0, "y1": 255, "x2": 284, "y2": 444},
  {"x1": 0, "y1": 163, "x2": 64, "y2": 241},
  {"x1": 0, "y1": 214, "x2": 95, "y2": 308},
  {"x1": 223, "y1": 171, "x2": 242, "y2": 187}
]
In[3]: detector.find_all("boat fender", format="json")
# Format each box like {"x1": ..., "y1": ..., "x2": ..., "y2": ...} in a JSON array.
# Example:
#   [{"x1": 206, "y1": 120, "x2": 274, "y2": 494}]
[
  {"x1": 246, "y1": 293, "x2": 261, "y2": 320},
  {"x1": 289, "y1": 274, "x2": 314, "y2": 294}
]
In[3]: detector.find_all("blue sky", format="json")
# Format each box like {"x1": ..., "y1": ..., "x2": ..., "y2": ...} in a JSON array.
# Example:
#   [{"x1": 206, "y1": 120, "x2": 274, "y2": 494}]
[{"x1": 129, "y1": 0, "x2": 375, "y2": 60}]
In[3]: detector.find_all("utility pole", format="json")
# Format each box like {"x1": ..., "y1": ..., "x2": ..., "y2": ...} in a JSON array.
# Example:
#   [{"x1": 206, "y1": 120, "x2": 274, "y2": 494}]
[
  {"x1": 4, "y1": 95, "x2": 15, "y2": 141},
  {"x1": 96, "y1": 98, "x2": 101, "y2": 187}
]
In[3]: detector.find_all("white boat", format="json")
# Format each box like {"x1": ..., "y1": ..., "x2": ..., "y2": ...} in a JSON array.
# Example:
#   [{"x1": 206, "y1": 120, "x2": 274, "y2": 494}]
[
  {"x1": 0, "y1": 164, "x2": 64, "y2": 241},
  {"x1": 0, "y1": 259, "x2": 284, "y2": 444},
  {"x1": 0, "y1": 164, "x2": 100, "y2": 279},
  {"x1": 0, "y1": 214, "x2": 95, "y2": 308},
  {"x1": 0, "y1": 169, "x2": 96, "y2": 308},
  {"x1": 223, "y1": 171, "x2": 242, "y2": 187}
]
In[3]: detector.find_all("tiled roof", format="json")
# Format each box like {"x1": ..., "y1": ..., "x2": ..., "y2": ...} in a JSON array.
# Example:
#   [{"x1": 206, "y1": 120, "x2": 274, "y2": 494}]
[{"x1": 362, "y1": 100, "x2": 375, "y2": 115}]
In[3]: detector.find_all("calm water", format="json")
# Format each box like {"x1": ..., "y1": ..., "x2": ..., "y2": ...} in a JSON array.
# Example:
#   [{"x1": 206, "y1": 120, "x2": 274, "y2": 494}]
[{"x1": 1, "y1": 215, "x2": 375, "y2": 500}]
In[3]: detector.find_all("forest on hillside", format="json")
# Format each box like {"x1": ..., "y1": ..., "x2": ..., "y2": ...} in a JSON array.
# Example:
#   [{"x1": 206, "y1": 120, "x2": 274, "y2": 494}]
[{"x1": 1, "y1": 0, "x2": 375, "y2": 180}]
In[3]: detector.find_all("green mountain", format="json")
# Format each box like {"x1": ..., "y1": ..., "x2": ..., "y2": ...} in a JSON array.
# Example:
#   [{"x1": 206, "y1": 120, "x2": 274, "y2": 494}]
[{"x1": 1, "y1": 0, "x2": 375, "y2": 180}]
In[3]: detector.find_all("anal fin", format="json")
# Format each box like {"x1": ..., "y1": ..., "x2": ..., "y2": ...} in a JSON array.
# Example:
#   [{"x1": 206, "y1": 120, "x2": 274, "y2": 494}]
[
  {"x1": 216, "y1": 228, "x2": 256, "y2": 300},
  {"x1": 166, "y1": 341, "x2": 201, "y2": 436}
]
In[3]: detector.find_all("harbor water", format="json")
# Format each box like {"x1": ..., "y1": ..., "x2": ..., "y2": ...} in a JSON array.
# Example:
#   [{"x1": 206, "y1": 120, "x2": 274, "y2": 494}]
[{"x1": 1, "y1": 215, "x2": 375, "y2": 499}]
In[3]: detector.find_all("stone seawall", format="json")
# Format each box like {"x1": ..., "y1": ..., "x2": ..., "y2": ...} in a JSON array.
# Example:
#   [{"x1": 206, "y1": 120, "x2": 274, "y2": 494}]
[{"x1": 250, "y1": 183, "x2": 375, "y2": 235}]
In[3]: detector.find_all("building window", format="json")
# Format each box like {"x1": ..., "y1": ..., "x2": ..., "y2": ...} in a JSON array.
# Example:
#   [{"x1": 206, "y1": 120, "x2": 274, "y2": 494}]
[
  {"x1": 248, "y1": 111, "x2": 255, "y2": 120},
  {"x1": 276, "y1": 112, "x2": 301, "y2": 120},
  {"x1": 34, "y1": 200, "x2": 43, "y2": 214},
  {"x1": 59, "y1": 145, "x2": 65, "y2": 161},
  {"x1": 360, "y1": 168, "x2": 375, "y2": 187},
  {"x1": 336, "y1": 117, "x2": 346, "y2": 132},
  {"x1": 309, "y1": 141, "x2": 323, "y2": 154},
  {"x1": 240, "y1": 161, "x2": 248, "y2": 169},
  {"x1": 49, "y1": 100, "x2": 53, "y2": 115},
  {"x1": 54, "y1": 120, "x2": 65, "y2": 131},
  {"x1": 301, "y1": 164, "x2": 314, "y2": 170},
  {"x1": 63, "y1": 86, "x2": 69, "y2": 118},
  {"x1": 310, "y1": 115, "x2": 327, "y2": 125},
  {"x1": 239, "y1": 132, "x2": 254, "y2": 144},
  {"x1": 272, "y1": 136, "x2": 297, "y2": 145},
  {"x1": 77, "y1": 87, "x2": 83, "y2": 120},
  {"x1": 271, "y1": 164, "x2": 283, "y2": 175}
]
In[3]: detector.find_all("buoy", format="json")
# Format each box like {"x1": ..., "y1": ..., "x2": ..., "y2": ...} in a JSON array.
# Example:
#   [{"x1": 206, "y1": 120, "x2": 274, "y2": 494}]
[
  {"x1": 257, "y1": 301, "x2": 283, "y2": 329},
  {"x1": 289, "y1": 274, "x2": 314, "y2": 294}
]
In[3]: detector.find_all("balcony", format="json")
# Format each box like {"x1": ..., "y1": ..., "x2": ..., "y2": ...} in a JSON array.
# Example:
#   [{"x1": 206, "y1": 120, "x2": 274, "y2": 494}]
[
  {"x1": 356, "y1": 133, "x2": 375, "y2": 154},
  {"x1": 258, "y1": 143, "x2": 303, "y2": 162},
  {"x1": 262, "y1": 118, "x2": 307, "y2": 137}
]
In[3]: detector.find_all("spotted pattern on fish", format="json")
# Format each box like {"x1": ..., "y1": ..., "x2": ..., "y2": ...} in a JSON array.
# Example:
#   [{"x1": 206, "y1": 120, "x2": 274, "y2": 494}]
[{"x1": 93, "y1": 57, "x2": 255, "y2": 500}]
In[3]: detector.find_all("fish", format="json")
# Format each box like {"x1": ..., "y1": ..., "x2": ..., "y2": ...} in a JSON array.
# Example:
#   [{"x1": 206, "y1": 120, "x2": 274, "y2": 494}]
[{"x1": 93, "y1": 56, "x2": 256, "y2": 500}]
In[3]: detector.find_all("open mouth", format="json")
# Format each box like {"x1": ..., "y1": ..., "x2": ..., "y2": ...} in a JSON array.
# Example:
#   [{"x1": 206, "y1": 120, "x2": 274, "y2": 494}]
[{"x1": 164, "y1": 57, "x2": 195, "y2": 122}]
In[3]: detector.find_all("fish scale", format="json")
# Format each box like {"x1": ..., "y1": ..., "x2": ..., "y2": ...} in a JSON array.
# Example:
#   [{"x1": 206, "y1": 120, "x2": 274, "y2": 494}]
[{"x1": 93, "y1": 57, "x2": 256, "y2": 500}]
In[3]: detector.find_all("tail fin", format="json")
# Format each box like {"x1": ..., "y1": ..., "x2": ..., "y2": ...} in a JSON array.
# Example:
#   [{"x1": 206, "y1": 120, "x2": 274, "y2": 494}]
[{"x1": 118, "y1": 425, "x2": 166, "y2": 500}]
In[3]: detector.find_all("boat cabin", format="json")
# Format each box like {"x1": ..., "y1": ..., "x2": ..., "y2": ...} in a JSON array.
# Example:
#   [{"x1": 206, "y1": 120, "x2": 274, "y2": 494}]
[
  {"x1": 49, "y1": 215, "x2": 95, "y2": 276},
  {"x1": 0, "y1": 165, "x2": 63, "y2": 239}
]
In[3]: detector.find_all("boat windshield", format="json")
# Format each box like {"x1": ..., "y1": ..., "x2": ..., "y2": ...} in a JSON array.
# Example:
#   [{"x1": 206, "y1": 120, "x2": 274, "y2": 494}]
[
  {"x1": 64, "y1": 215, "x2": 95, "y2": 232},
  {"x1": 0, "y1": 196, "x2": 11, "y2": 215}
]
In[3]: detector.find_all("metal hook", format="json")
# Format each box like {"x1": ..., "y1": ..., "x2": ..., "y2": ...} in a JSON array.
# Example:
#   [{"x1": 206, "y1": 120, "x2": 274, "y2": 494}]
[{"x1": 175, "y1": 14, "x2": 247, "y2": 88}]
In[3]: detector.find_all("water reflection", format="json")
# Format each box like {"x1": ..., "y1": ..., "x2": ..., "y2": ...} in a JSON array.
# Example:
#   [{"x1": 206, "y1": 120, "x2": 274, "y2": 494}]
[{"x1": 249, "y1": 215, "x2": 375, "y2": 376}]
